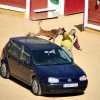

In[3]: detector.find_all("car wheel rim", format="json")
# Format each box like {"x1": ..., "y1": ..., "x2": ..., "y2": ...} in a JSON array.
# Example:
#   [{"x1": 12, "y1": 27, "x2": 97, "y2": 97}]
[
  {"x1": 32, "y1": 80, "x2": 39, "y2": 94},
  {"x1": 1, "y1": 63, "x2": 7, "y2": 77}
]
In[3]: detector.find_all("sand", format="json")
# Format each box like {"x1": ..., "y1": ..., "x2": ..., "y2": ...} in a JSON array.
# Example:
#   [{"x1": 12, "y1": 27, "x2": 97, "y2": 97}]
[{"x1": 0, "y1": 13, "x2": 100, "y2": 100}]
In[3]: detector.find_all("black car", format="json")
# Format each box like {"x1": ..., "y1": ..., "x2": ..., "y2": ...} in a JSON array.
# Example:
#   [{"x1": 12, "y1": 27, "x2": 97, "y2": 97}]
[{"x1": 0, "y1": 36, "x2": 88, "y2": 95}]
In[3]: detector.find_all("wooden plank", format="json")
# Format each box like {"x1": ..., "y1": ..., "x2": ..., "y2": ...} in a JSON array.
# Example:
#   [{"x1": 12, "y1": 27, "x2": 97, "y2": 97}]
[
  {"x1": 88, "y1": 20, "x2": 100, "y2": 26},
  {"x1": 64, "y1": 0, "x2": 84, "y2": 15},
  {"x1": 88, "y1": 14, "x2": 100, "y2": 22},
  {"x1": 88, "y1": 0, "x2": 100, "y2": 26},
  {"x1": 7, "y1": 0, "x2": 26, "y2": 8},
  {"x1": 6, "y1": 0, "x2": 25, "y2": 4},
  {"x1": 0, "y1": 0, "x2": 6, "y2": 5},
  {"x1": 89, "y1": 0, "x2": 96, "y2": 6},
  {"x1": 0, "y1": 0, "x2": 26, "y2": 8},
  {"x1": 89, "y1": 0, "x2": 95, "y2": 1},
  {"x1": 88, "y1": 14, "x2": 100, "y2": 23},
  {"x1": 89, "y1": 5, "x2": 100, "y2": 11},
  {"x1": 88, "y1": 10, "x2": 100, "y2": 17},
  {"x1": 30, "y1": 0, "x2": 48, "y2": 20},
  {"x1": 34, "y1": 8, "x2": 56, "y2": 12}
]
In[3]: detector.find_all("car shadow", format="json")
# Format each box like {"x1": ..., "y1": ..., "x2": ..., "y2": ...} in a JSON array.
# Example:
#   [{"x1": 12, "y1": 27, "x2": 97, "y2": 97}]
[
  {"x1": 0, "y1": 75, "x2": 84, "y2": 97},
  {"x1": 11, "y1": 75, "x2": 85, "y2": 98},
  {"x1": 43, "y1": 92, "x2": 84, "y2": 97},
  {"x1": 9, "y1": 77, "x2": 31, "y2": 91},
  {"x1": 0, "y1": 74, "x2": 32, "y2": 93}
]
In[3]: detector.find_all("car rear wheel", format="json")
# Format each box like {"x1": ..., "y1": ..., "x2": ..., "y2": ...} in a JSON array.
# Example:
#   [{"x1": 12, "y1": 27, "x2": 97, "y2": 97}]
[
  {"x1": 0, "y1": 62, "x2": 10, "y2": 78},
  {"x1": 31, "y1": 77, "x2": 42, "y2": 96}
]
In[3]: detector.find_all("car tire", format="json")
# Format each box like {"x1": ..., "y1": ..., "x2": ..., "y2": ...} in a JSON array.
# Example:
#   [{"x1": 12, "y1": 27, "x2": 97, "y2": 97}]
[
  {"x1": 0, "y1": 62, "x2": 10, "y2": 78},
  {"x1": 31, "y1": 77, "x2": 42, "y2": 96}
]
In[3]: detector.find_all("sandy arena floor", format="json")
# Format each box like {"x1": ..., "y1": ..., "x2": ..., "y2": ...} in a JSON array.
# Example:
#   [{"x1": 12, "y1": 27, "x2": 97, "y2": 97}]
[{"x1": 0, "y1": 13, "x2": 100, "y2": 100}]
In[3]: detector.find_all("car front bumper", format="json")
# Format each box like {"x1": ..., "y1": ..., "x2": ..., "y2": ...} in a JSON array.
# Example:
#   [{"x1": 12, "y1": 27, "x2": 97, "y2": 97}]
[{"x1": 41, "y1": 81, "x2": 88, "y2": 94}]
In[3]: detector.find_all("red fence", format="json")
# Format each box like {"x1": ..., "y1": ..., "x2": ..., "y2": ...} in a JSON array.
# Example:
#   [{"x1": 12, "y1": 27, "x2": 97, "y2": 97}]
[
  {"x1": 64, "y1": 0, "x2": 84, "y2": 15},
  {"x1": 30, "y1": 0, "x2": 48, "y2": 20},
  {"x1": 0, "y1": 0, "x2": 26, "y2": 8},
  {"x1": 88, "y1": 0, "x2": 100, "y2": 26}
]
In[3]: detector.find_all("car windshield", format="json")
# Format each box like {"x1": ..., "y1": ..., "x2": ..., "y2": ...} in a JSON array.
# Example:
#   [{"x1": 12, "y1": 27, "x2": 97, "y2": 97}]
[{"x1": 32, "y1": 48, "x2": 72, "y2": 66}]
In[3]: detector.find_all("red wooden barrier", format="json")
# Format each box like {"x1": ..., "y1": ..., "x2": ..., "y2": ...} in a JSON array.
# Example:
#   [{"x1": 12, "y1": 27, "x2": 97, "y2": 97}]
[
  {"x1": 30, "y1": 0, "x2": 48, "y2": 20},
  {"x1": 88, "y1": 0, "x2": 100, "y2": 26},
  {"x1": 64, "y1": 0, "x2": 84, "y2": 15},
  {"x1": 0, "y1": 0, "x2": 26, "y2": 8}
]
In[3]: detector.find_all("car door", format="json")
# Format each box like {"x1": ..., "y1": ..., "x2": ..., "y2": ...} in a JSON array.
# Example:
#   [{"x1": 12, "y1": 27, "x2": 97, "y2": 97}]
[
  {"x1": 7, "y1": 40, "x2": 22, "y2": 77},
  {"x1": 17, "y1": 46, "x2": 33, "y2": 85}
]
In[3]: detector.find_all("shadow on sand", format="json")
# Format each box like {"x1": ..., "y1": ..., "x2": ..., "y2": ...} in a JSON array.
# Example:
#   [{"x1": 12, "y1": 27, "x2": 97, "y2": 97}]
[
  {"x1": 0, "y1": 75, "x2": 84, "y2": 97},
  {"x1": 74, "y1": 24, "x2": 83, "y2": 32}
]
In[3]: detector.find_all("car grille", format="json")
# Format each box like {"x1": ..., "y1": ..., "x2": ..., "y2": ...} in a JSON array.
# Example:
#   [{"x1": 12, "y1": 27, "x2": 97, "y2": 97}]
[
  {"x1": 60, "y1": 88, "x2": 78, "y2": 92},
  {"x1": 59, "y1": 78, "x2": 79, "y2": 82}
]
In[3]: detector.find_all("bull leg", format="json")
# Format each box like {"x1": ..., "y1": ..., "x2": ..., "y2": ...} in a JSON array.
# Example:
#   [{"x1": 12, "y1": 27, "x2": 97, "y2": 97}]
[
  {"x1": 25, "y1": 32, "x2": 35, "y2": 39},
  {"x1": 49, "y1": 37, "x2": 53, "y2": 40},
  {"x1": 25, "y1": 32, "x2": 30, "y2": 39},
  {"x1": 53, "y1": 37, "x2": 56, "y2": 43}
]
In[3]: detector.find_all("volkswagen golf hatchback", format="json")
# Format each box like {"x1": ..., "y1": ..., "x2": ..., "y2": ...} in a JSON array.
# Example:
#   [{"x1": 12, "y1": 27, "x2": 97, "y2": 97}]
[{"x1": 0, "y1": 36, "x2": 88, "y2": 95}]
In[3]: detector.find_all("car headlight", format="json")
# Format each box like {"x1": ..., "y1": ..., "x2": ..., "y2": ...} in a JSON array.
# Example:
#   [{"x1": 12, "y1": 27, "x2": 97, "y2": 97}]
[
  {"x1": 48, "y1": 77, "x2": 59, "y2": 83},
  {"x1": 79, "y1": 75, "x2": 87, "y2": 81}
]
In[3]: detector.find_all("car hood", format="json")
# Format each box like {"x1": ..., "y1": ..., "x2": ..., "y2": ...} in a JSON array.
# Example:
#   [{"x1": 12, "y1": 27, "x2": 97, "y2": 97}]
[{"x1": 35, "y1": 64, "x2": 85, "y2": 77}]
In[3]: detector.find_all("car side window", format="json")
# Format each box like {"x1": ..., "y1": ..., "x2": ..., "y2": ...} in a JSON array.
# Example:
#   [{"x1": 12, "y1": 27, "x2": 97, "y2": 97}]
[
  {"x1": 58, "y1": 49, "x2": 71, "y2": 61},
  {"x1": 21, "y1": 47, "x2": 30, "y2": 62},
  {"x1": 8, "y1": 41, "x2": 21, "y2": 57}
]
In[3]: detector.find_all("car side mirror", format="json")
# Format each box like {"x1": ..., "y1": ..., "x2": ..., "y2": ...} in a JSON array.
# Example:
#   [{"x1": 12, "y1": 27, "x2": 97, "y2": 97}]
[
  {"x1": 70, "y1": 58, "x2": 74, "y2": 62},
  {"x1": 24, "y1": 60, "x2": 30, "y2": 65}
]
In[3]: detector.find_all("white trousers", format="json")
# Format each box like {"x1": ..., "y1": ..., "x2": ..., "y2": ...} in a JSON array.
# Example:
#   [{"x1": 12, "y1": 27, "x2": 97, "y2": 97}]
[{"x1": 62, "y1": 47, "x2": 73, "y2": 58}]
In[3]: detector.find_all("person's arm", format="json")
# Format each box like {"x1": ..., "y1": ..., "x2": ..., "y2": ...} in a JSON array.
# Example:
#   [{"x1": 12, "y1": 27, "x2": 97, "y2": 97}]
[{"x1": 73, "y1": 38, "x2": 82, "y2": 51}]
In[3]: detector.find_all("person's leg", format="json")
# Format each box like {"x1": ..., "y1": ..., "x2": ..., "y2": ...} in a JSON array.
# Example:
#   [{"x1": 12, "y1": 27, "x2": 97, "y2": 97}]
[
  {"x1": 68, "y1": 50, "x2": 73, "y2": 59},
  {"x1": 62, "y1": 47, "x2": 73, "y2": 58}
]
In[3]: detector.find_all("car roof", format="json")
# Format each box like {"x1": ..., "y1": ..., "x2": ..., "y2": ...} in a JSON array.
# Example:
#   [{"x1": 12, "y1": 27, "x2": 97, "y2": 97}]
[{"x1": 10, "y1": 36, "x2": 60, "y2": 50}]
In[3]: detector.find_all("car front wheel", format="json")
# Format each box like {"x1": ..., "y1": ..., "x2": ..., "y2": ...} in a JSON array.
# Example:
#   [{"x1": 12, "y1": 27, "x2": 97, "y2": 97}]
[
  {"x1": 31, "y1": 77, "x2": 42, "y2": 96},
  {"x1": 0, "y1": 62, "x2": 10, "y2": 78}
]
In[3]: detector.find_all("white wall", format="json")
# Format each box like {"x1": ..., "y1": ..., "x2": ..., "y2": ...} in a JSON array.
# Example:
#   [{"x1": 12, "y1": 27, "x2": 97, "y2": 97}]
[
  {"x1": 25, "y1": 0, "x2": 30, "y2": 19},
  {"x1": 84, "y1": 0, "x2": 89, "y2": 28},
  {"x1": 48, "y1": 0, "x2": 59, "y2": 18},
  {"x1": 59, "y1": 0, "x2": 65, "y2": 15}
]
